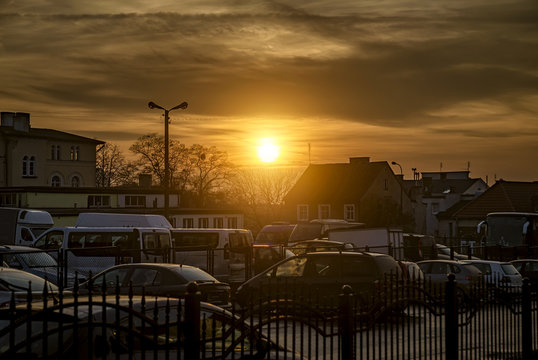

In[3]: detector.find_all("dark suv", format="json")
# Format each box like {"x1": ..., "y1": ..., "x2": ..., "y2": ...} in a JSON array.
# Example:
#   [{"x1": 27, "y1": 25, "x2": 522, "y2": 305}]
[{"x1": 235, "y1": 251, "x2": 403, "y2": 311}]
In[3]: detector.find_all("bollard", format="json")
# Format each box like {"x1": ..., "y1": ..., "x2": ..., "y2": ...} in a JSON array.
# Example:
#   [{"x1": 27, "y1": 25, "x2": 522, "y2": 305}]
[
  {"x1": 339, "y1": 285, "x2": 354, "y2": 360},
  {"x1": 445, "y1": 273, "x2": 458, "y2": 360},
  {"x1": 185, "y1": 281, "x2": 201, "y2": 360}
]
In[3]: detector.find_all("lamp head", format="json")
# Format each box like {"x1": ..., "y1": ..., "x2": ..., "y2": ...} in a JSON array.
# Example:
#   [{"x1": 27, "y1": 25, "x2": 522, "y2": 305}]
[
  {"x1": 148, "y1": 101, "x2": 164, "y2": 110},
  {"x1": 170, "y1": 102, "x2": 188, "y2": 111},
  {"x1": 391, "y1": 161, "x2": 397, "y2": 165}
]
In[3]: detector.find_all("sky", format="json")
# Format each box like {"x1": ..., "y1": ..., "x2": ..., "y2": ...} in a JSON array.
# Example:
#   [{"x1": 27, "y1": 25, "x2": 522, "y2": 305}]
[{"x1": 1, "y1": 0, "x2": 537, "y2": 182}]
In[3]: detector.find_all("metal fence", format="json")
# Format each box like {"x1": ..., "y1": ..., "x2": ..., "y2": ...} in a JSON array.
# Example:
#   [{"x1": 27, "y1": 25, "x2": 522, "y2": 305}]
[{"x1": 1, "y1": 272, "x2": 538, "y2": 359}]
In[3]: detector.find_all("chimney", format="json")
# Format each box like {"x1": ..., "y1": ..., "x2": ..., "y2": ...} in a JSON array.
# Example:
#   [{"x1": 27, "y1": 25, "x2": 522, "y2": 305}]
[
  {"x1": 349, "y1": 157, "x2": 370, "y2": 166},
  {"x1": 138, "y1": 173, "x2": 152, "y2": 189},
  {"x1": 1, "y1": 112, "x2": 31, "y2": 132}
]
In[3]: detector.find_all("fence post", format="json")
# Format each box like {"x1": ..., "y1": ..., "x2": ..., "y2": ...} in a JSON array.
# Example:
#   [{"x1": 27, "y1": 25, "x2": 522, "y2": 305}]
[
  {"x1": 445, "y1": 273, "x2": 458, "y2": 360},
  {"x1": 339, "y1": 285, "x2": 354, "y2": 360},
  {"x1": 522, "y1": 278, "x2": 532, "y2": 360},
  {"x1": 185, "y1": 282, "x2": 201, "y2": 360}
]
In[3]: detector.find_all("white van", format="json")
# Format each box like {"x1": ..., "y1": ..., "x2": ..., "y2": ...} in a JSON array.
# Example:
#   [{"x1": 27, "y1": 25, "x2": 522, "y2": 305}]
[
  {"x1": 32, "y1": 227, "x2": 172, "y2": 279},
  {"x1": 171, "y1": 228, "x2": 253, "y2": 285},
  {"x1": 0, "y1": 208, "x2": 54, "y2": 246}
]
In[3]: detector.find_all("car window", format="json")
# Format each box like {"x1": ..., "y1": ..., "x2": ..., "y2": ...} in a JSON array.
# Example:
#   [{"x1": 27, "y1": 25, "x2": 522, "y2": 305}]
[
  {"x1": 341, "y1": 257, "x2": 374, "y2": 277},
  {"x1": 1, "y1": 254, "x2": 23, "y2": 268},
  {"x1": 500, "y1": 264, "x2": 519, "y2": 275},
  {"x1": 17, "y1": 252, "x2": 57, "y2": 267},
  {"x1": 304, "y1": 256, "x2": 340, "y2": 277},
  {"x1": 174, "y1": 267, "x2": 216, "y2": 283},
  {"x1": 512, "y1": 262, "x2": 523, "y2": 271},
  {"x1": 471, "y1": 263, "x2": 491, "y2": 275},
  {"x1": 93, "y1": 268, "x2": 131, "y2": 288},
  {"x1": 130, "y1": 269, "x2": 161, "y2": 287},
  {"x1": 417, "y1": 262, "x2": 431, "y2": 273},
  {"x1": 273, "y1": 257, "x2": 307, "y2": 277},
  {"x1": 430, "y1": 263, "x2": 449, "y2": 274},
  {"x1": 34, "y1": 231, "x2": 63, "y2": 249},
  {"x1": 449, "y1": 264, "x2": 462, "y2": 274}
]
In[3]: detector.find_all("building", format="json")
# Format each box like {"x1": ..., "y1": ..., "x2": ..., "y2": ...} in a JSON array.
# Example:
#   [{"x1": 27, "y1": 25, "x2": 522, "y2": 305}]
[
  {"x1": 438, "y1": 180, "x2": 538, "y2": 243},
  {"x1": 404, "y1": 170, "x2": 487, "y2": 237},
  {"x1": 0, "y1": 111, "x2": 245, "y2": 229},
  {"x1": 0, "y1": 112, "x2": 104, "y2": 188},
  {"x1": 283, "y1": 157, "x2": 411, "y2": 228}
]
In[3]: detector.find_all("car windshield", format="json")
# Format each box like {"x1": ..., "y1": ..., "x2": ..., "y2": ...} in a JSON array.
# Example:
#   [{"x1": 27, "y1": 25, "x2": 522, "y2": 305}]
[
  {"x1": 0, "y1": 270, "x2": 58, "y2": 292},
  {"x1": 501, "y1": 263, "x2": 519, "y2": 275},
  {"x1": 174, "y1": 267, "x2": 216, "y2": 282},
  {"x1": 16, "y1": 251, "x2": 57, "y2": 267}
]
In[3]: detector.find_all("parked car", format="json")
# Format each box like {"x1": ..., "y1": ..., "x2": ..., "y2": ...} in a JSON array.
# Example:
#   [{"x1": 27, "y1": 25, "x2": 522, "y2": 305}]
[
  {"x1": 398, "y1": 260, "x2": 425, "y2": 281},
  {"x1": 462, "y1": 259, "x2": 522, "y2": 289},
  {"x1": 511, "y1": 259, "x2": 538, "y2": 289},
  {"x1": 0, "y1": 245, "x2": 76, "y2": 287},
  {"x1": 78, "y1": 263, "x2": 231, "y2": 307},
  {"x1": 0, "y1": 295, "x2": 301, "y2": 359},
  {"x1": 0, "y1": 267, "x2": 60, "y2": 307},
  {"x1": 287, "y1": 239, "x2": 354, "y2": 256},
  {"x1": 235, "y1": 251, "x2": 404, "y2": 313},
  {"x1": 436, "y1": 244, "x2": 479, "y2": 260},
  {"x1": 252, "y1": 244, "x2": 295, "y2": 275},
  {"x1": 417, "y1": 259, "x2": 483, "y2": 296}
]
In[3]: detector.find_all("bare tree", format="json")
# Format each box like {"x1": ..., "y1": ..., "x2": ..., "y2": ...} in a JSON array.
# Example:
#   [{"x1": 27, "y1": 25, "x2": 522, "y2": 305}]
[
  {"x1": 129, "y1": 134, "x2": 189, "y2": 186},
  {"x1": 228, "y1": 167, "x2": 303, "y2": 231},
  {"x1": 96, "y1": 143, "x2": 138, "y2": 187},
  {"x1": 187, "y1": 144, "x2": 235, "y2": 207},
  {"x1": 129, "y1": 135, "x2": 234, "y2": 206}
]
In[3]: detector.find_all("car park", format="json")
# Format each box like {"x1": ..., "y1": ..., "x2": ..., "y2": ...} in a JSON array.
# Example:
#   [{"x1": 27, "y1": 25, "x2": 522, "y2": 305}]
[
  {"x1": 462, "y1": 260, "x2": 522, "y2": 288},
  {"x1": 0, "y1": 245, "x2": 75, "y2": 287},
  {"x1": 417, "y1": 259, "x2": 483, "y2": 295},
  {"x1": 235, "y1": 251, "x2": 403, "y2": 312},
  {"x1": 78, "y1": 263, "x2": 231, "y2": 307}
]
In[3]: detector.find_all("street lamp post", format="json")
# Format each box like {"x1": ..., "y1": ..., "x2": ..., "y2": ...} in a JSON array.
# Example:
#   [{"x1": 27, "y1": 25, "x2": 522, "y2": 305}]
[
  {"x1": 391, "y1": 161, "x2": 403, "y2": 223},
  {"x1": 148, "y1": 101, "x2": 188, "y2": 219}
]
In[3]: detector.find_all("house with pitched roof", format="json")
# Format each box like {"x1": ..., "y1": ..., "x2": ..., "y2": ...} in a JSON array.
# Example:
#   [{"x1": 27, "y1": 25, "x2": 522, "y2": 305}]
[
  {"x1": 283, "y1": 157, "x2": 412, "y2": 228},
  {"x1": 405, "y1": 171, "x2": 488, "y2": 237},
  {"x1": 437, "y1": 180, "x2": 538, "y2": 242}
]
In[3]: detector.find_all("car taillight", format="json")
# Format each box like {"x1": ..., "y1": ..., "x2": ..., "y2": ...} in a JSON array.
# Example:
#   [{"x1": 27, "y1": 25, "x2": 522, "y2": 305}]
[{"x1": 465, "y1": 275, "x2": 471, "y2": 281}]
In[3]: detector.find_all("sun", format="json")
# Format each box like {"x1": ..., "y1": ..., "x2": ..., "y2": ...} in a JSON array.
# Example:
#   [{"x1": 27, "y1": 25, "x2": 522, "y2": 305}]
[{"x1": 257, "y1": 139, "x2": 280, "y2": 163}]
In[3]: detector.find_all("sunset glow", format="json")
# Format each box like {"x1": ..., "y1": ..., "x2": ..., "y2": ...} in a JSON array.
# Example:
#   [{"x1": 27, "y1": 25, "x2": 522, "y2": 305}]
[{"x1": 257, "y1": 139, "x2": 280, "y2": 163}]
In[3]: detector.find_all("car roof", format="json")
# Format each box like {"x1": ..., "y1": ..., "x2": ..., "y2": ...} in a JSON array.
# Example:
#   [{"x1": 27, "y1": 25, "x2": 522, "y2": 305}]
[
  {"x1": 0, "y1": 245, "x2": 39, "y2": 251},
  {"x1": 105, "y1": 263, "x2": 199, "y2": 270},
  {"x1": 417, "y1": 259, "x2": 467, "y2": 264}
]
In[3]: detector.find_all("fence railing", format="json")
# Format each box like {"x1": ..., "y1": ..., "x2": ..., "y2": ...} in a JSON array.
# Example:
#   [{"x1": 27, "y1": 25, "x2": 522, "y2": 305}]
[{"x1": 1, "y1": 271, "x2": 537, "y2": 359}]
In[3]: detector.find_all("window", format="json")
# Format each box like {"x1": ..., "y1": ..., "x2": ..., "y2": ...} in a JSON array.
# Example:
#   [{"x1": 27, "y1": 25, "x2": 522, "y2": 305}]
[
  {"x1": 51, "y1": 145, "x2": 60, "y2": 160},
  {"x1": 22, "y1": 156, "x2": 36, "y2": 177},
  {"x1": 183, "y1": 218, "x2": 194, "y2": 228},
  {"x1": 0, "y1": 193, "x2": 17, "y2": 206},
  {"x1": 88, "y1": 195, "x2": 110, "y2": 208},
  {"x1": 227, "y1": 217, "x2": 238, "y2": 229},
  {"x1": 70, "y1": 146, "x2": 80, "y2": 161},
  {"x1": 51, "y1": 175, "x2": 62, "y2": 187},
  {"x1": 213, "y1": 217, "x2": 224, "y2": 228},
  {"x1": 297, "y1": 205, "x2": 309, "y2": 222},
  {"x1": 344, "y1": 204, "x2": 355, "y2": 221},
  {"x1": 318, "y1": 204, "x2": 330, "y2": 219},
  {"x1": 273, "y1": 257, "x2": 307, "y2": 277},
  {"x1": 198, "y1": 218, "x2": 209, "y2": 228},
  {"x1": 70, "y1": 175, "x2": 80, "y2": 188},
  {"x1": 125, "y1": 195, "x2": 146, "y2": 207}
]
